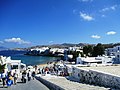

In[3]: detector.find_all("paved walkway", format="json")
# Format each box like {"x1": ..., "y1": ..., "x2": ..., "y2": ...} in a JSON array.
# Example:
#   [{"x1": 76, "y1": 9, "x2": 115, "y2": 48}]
[
  {"x1": 37, "y1": 74, "x2": 110, "y2": 90},
  {"x1": 0, "y1": 78, "x2": 49, "y2": 90}
]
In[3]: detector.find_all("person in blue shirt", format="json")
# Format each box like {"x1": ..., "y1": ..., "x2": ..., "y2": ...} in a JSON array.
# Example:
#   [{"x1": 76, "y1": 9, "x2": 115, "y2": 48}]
[{"x1": 6, "y1": 71, "x2": 13, "y2": 87}]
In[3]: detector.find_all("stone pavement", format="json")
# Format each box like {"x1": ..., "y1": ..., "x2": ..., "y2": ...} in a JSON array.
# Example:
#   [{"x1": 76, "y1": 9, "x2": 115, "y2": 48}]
[
  {"x1": 0, "y1": 78, "x2": 49, "y2": 90},
  {"x1": 36, "y1": 74, "x2": 110, "y2": 90},
  {"x1": 78, "y1": 65, "x2": 120, "y2": 76}
]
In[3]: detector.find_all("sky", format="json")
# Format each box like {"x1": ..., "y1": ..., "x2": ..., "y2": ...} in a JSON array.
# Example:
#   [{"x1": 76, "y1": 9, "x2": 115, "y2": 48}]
[{"x1": 0, "y1": 0, "x2": 120, "y2": 48}]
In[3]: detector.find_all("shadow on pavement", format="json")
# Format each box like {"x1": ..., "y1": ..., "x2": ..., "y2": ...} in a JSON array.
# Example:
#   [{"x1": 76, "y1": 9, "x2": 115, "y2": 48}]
[
  {"x1": 17, "y1": 82, "x2": 24, "y2": 84},
  {"x1": 0, "y1": 86, "x2": 8, "y2": 88}
]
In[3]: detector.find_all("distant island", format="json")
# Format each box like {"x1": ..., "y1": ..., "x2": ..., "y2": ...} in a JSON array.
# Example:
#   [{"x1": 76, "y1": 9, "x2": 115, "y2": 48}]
[
  {"x1": 0, "y1": 46, "x2": 9, "y2": 51},
  {"x1": 1, "y1": 42, "x2": 120, "y2": 51}
]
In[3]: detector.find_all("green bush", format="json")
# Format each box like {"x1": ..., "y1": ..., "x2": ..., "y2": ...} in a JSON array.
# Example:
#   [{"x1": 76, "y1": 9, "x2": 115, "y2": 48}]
[{"x1": 0, "y1": 64, "x2": 5, "y2": 73}]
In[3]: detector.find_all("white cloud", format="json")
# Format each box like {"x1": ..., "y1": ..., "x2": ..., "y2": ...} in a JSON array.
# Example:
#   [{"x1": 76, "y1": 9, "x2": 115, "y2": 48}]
[
  {"x1": 91, "y1": 35, "x2": 101, "y2": 39},
  {"x1": 111, "y1": 6, "x2": 116, "y2": 10},
  {"x1": 100, "y1": 5, "x2": 117, "y2": 12},
  {"x1": 106, "y1": 31, "x2": 116, "y2": 35},
  {"x1": 49, "y1": 41, "x2": 53, "y2": 43},
  {"x1": 0, "y1": 41, "x2": 4, "y2": 44},
  {"x1": 101, "y1": 15, "x2": 106, "y2": 17},
  {"x1": 78, "y1": 0, "x2": 93, "y2": 2},
  {"x1": 101, "y1": 7, "x2": 109, "y2": 12},
  {"x1": 73, "y1": 9, "x2": 77, "y2": 14},
  {"x1": 4, "y1": 38, "x2": 30, "y2": 44},
  {"x1": 80, "y1": 12, "x2": 94, "y2": 21}
]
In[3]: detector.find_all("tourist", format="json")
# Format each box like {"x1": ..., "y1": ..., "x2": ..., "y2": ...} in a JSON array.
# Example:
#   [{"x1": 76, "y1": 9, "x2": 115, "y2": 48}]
[
  {"x1": 6, "y1": 71, "x2": 13, "y2": 87},
  {"x1": 41, "y1": 67, "x2": 45, "y2": 75},
  {"x1": 32, "y1": 71, "x2": 35, "y2": 80},
  {"x1": 13, "y1": 70, "x2": 18, "y2": 85},
  {"x1": 0, "y1": 74, "x2": 1, "y2": 82},
  {"x1": 1, "y1": 70, "x2": 7, "y2": 87},
  {"x1": 38, "y1": 68, "x2": 42, "y2": 74},
  {"x1": 45, "y1": 67, "x2": 49, "y2": 74},
  {"x1": 35, "y1": 65, "x2": 37, "y2": 72},
  {"x1": 27, "y1": 70, "x2": 32, "y2": 81},
  {"x1": 22, "y1": 70, "x2": 27, "y2": 83}
]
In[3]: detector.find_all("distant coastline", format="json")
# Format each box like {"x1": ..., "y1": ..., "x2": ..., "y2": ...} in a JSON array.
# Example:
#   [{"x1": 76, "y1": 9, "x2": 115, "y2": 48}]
[
  {"x1": 24, "y1": 53, "x2": 63, "y2": 57},
  {"x1": 0, "y1": 50, "x2": 61, "y2": 66}
]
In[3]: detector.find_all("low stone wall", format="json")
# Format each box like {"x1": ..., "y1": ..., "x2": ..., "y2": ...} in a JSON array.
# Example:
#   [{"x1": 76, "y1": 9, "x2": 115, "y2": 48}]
[
  {"x1": 35, "y1": 76, "x2": 64, "y2": 90},
  {"x1": 72, "y1": 66, "x2": 120, "y2": 89}
]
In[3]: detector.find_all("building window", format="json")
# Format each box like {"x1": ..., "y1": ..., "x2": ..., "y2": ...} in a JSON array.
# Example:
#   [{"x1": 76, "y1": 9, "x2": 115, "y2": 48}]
[{"x1": 11, "y1": 65, "x2": 18, "y2": 69}]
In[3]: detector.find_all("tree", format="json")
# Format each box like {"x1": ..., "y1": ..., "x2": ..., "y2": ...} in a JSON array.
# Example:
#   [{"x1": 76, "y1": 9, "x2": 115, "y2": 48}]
[
  {"x1": 73, "y1": 51, "x2": 79, "y2": 60},
  {"x1": 92, "y1": 43, "x2": 104, "y2": 57},
  {"x1": 0, "y1": 64, "x2": 5, "y2": 73},
  {"x1": 83, "y1": 45, "x2": 93, "y2": 56}
]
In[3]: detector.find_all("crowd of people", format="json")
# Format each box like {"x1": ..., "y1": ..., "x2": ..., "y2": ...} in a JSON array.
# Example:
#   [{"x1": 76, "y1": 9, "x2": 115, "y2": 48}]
[
  {"x1": 0, "y1": 61, "x2": 69, "y2": 88},
  {"x1": 0, "y1": 69, "x2": 36, "y2": 88},
  {"x1": 38, "y1": 63, "x2": 68, "y2": 76},
  {"x1": 21, "y1": 70, "x2": 36, "y2": 83},
  {"x1": 0, "y1": 70, "x2": 18, "y2": 88}
]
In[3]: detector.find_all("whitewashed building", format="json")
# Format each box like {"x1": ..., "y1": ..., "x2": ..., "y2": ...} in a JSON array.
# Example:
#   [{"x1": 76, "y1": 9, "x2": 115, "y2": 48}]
[
  {"x1": 31, "y1": 47, "x2": 49, "y2": 53},
  {"x1": 0, "y1": 56, "x2": 26, "y2": 74},
  {"x1": 105, "y1": 45, "x2": 120, "y2": 63},
  {"x1": 105, "y1": 46, "x2": 120, "y2": 56},
  {"x1": 76, "y1": 55, "x2": 114, "y2": 65},
  {"x1": 69, "y1": 46, "x2": 83, "y2": 53},
  {"x1": 114, "y1": 51, "x2": 120, "y2": 63}
]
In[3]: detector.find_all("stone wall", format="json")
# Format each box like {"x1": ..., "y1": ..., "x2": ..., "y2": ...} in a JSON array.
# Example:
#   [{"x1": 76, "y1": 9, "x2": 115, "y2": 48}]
[
  {"x1": 36, "y1": 76, "x2": 64, "y2": 90},
  {"x1": 72, "y1": 66, "x2": 120, "y2": 89}
]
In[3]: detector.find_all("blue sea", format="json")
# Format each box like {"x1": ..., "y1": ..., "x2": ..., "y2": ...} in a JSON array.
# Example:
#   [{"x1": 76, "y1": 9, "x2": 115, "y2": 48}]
[{"x1": 0, "y1": 50, "x2": 61, "y2": 66}]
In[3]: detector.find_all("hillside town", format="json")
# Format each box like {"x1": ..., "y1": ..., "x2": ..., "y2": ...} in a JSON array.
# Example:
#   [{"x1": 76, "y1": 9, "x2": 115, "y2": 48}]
[
  {"x1": 1, "y1": 44, "x2": 120, "y2": 89},
  {"x1": 25, "y1": 44, "x2": 120, "y2": 65},
  {"x1": 1, "y1": 0, "x2": 119, "y2": 89}
]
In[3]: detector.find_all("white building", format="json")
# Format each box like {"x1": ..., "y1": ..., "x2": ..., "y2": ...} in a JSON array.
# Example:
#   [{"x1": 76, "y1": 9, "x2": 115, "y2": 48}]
[
  {"x1": 69, "y1": 46, "x2": 83, "y2": 53},
  {"x1": 105, "y1": 45, "x2": 120, "y2": 64},
  {"x1": 105, "y1": 46, "x2": 120, "y2": 56},
  {"x1": 50, "y1": 48, "x2": 59, "y2": 54},
  {"x1": 0, "y1": 56, "x2": 26, "y2": 74},
  {"x1": 76, "y1": 55, "x2": 114, "y2": 65},
  {"x1": 31, "y1": 47, "x2": 49, "y2": 53},
  {"x1": 114, "y1": 51, "x2": 120, "y2": 63}
]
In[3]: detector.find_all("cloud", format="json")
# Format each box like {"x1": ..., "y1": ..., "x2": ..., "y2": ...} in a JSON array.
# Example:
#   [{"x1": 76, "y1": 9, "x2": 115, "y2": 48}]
[
  {"x1": 0, "y1": 41, "x2": 4, "y2": 44},
  {"x1": 111, "y1": 5, "x2": 116, "y2": 10},
  {"x1": 91, "y1": 35, "x2": 101, "y2": 39},
  {"x1": 73, "y1": 9, "x2": 77, "y2": 14},
  {"x1": 101, "y1": 7, "x2": 109, "y2": 12},
  {"x1": 101, "y1": 15, "x2": 106, "y2": 17},
  {"x1": 4, "y1": 38, "x2": 30, "y2": 44},
  {"x1": 80, "y1": 12, "x2": 94, "y2": 21},
  {"x1": 106, "y1": 31, "x2": 116, "y2": 35},
  {"x1": 78, "y1": 0, "x2": 93, "y2": 2},
  {"x1": 100, "y1": 5, "x2": 117, "y2": 12},
  {"x1": 49, "y1": 41, "x2": 53, "y2": 43}
]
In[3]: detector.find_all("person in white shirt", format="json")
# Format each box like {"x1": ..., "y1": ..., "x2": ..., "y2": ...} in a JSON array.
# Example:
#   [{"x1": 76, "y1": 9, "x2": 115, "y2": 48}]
[{"x1": 1, "y1": 70, "x2": 6, "y2": 87}]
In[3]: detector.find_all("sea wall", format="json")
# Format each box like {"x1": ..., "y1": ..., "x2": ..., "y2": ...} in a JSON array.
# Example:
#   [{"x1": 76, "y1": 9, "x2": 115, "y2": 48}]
[
  {"x1": 72, "y1": 66, "x2": 120, "y2": 89},
  {"x1": 36, "y1": 76, "x2": 64, "y2": 90}
]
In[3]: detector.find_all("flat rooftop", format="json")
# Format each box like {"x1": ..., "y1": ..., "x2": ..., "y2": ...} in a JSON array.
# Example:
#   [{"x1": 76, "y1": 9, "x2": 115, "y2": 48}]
[{"x1": 77, "y1": 65, "x2": 120, "y2": 76}]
